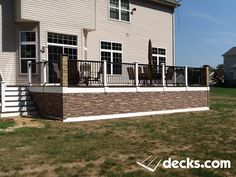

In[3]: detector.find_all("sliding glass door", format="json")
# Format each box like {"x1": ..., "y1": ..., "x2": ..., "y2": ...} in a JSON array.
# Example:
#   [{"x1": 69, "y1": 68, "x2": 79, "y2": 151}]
[{"x1": 47, "y1": 32, "x2": 78, "y2": 83}]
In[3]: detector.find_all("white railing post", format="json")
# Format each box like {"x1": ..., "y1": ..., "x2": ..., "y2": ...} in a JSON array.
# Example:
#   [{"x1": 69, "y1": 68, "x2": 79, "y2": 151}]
[
  {"x1": 43, "y1": 61, "x2": 47, "y2": 85},
  {"x1": 135, "y1": 62, "x2": 139, "y2": 87},
  {"x1": 162, "y1": 63, "x2": 166, "y2": 87},
  {"x1": 103, "y1": 60, "x2": 107, "y2": 87},
  {"x1": 1, "y1": 81, "x2": 6, "y2": 112},
  {"x1": 173, "y1": 69, "x2": 177, "y2": 86},
  {"x1": 185, "y1": 66, "x2": 188, "y2": 87},
  {"x1": 27, "y1": 61, "x2": 32, "y2": 86}
]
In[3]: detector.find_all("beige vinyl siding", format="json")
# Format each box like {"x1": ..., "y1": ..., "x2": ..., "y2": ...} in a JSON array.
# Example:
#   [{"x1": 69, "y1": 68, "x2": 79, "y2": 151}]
[
  {"x1": 87, "y1": 0, "x2": 174, "y2": 65},
  {"x1": 20, "y1": 0, "x2": 96, "y2": 30},
  {"x1": 0, "y1": 0, "x2": 17, "y2": 85}
]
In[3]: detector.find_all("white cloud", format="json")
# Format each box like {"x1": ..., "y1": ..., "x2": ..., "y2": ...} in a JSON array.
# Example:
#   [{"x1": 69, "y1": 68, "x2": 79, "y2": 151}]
[
  {"x1": 211, "y1": 31, "x2": 236, "y2": 38},
  {"x1": 202, "y1": 32, "x2": 236, "y2": 45},
  {"x1": 190, "y1": 11, "x2": 222, "y2": 24},
  {"x1": 193, "y1": 30, "x2": 236, "y2": 45}
]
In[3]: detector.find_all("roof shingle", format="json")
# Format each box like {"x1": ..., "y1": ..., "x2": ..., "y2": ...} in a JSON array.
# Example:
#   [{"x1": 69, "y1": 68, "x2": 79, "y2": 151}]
[{"x1": 223, "y1": 47, "x2": 236, "y2": 57}]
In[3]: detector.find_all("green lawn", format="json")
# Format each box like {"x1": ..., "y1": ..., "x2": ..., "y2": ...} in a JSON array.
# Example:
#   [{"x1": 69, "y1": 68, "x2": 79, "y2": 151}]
[
  {"x1": 0, "y1": 120, "x2": 15, "y2": 130},
  {"x1": 0, "y1": 88, "x2": 235, "y2": 177}
]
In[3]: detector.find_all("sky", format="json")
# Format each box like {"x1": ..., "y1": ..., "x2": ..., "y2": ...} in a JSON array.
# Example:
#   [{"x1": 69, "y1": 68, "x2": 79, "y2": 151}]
[{"x1": 175, "y1": 0, "x2": 236, "y2": 67}]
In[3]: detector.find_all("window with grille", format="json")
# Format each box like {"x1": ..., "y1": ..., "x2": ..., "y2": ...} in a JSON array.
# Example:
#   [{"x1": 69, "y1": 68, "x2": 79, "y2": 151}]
[
  {"x1": 101, "y1": 41, "x2": 122, "y2": 74},
  {"x1": 109, "y1": 0, "x2": 130, "y2": 22},
  {"x1": 152, "y1": 47, "x2": 166, "y2": 65},
  {"x1": 47, "y1": 32, "x2": 78, "y2": 60},
  {"x1": 48, "y1": 32, "x2": 77, "y2": 46},
  {"x1": 20, "y1": 31, "x2": 37, "y2": 74}
]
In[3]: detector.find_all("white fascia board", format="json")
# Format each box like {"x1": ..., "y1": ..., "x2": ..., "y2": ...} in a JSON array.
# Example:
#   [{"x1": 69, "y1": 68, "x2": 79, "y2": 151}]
[{"x1": 28, "y1": 86, "x2": 210, "y2": 94}]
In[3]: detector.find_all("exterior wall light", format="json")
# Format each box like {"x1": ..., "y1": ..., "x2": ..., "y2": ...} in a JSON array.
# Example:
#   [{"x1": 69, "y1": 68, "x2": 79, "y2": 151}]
[{"x1": 131, "y1": 8, "x2": 136, "y2": 15}]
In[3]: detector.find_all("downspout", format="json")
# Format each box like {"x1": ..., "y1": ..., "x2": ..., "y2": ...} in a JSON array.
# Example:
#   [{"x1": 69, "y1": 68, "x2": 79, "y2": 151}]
[
  {"x1": 81, "y1": 0, "x2": 97, "y2": 60},
  {"x1": 172, "y1": 10, "x2": 176, "y2": 66},
  {"x1": 94, "y1": 0, "x2": 97, "y2": 31}
]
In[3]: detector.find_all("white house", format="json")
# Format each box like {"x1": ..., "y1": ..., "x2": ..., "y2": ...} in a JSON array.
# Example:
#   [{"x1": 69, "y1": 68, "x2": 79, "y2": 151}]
[
  {"x1": 0, "y1": 0, "x2": 210, "y2": 121},
  {"x1": 1, "y1": 0, "x2": 180, "y2": 85}
]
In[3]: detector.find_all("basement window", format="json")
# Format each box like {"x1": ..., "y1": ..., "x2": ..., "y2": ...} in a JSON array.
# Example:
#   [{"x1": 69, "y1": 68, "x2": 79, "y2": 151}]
[{"x1": 20, "y1": 31, "x2": 37, "y2": 74}]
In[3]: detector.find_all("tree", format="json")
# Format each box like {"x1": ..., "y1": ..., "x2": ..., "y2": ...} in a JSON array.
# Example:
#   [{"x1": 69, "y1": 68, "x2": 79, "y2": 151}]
[{"x1": 212, "y1": 64, "x2": 224, "y2": 86}]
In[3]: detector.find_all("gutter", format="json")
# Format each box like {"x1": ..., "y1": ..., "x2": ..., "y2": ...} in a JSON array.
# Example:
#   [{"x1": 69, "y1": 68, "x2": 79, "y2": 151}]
[{"x1": 149, "y1": 0, "x2": 181, "y2": 8}]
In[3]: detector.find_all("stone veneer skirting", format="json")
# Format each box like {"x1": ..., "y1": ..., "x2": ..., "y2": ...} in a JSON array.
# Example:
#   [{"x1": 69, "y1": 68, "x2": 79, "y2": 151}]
[{"x1": 30, "y1": 87, "x2": 209, "y2": 120}]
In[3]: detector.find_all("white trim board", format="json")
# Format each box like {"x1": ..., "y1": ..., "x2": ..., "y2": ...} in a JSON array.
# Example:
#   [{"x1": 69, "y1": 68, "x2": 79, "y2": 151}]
[
  {"x1": 63, "y1": 107, "x2": 210, "y2": 123},
  {"x1": 29, "y1": 86, "x2": 210, "y2": 94}
]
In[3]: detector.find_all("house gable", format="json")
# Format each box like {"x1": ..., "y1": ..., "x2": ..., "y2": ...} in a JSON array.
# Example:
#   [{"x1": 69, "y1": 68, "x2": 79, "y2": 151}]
[{"x1": 223, "y1": 47, "x2": 236, "y2": 57}]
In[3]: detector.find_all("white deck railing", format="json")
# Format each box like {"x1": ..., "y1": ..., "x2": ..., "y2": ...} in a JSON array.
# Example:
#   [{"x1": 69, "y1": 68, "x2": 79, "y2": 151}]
[
  {"x1": 0, "y1": 71, "x2": 6, "y2": 112},
  {"x1": 27, "y1": 60, "x2": 48, "y2": 86},
  {"x1": 27, "y1": 58, "x2": 209, "y2": 87}
]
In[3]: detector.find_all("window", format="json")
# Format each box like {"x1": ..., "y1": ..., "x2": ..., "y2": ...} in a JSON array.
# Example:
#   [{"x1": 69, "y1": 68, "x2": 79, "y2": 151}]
[
  {"x1": 152, "y1": 47, "x2": 166, "y2": 66},
  {"x1": 64, "y1": 47, "x2": 78, "y2": 60},
  {"x1": 48, "y1": 32, "x2": 77, "y2": 46},
  {"x1": 20, "y1": 31, "x2": 37, "y2": 74},
  {"x1": 101, "y1": 41, "x2": 122, "y2": 74},
  {"x1": 109, "y1": 0, "x2": 130, "y2": 22},
  {"x1": 230, "y1": 72, "x2": 234, "y2": 80},
  {"x1": 47, "y1": 32, "x2": 78, "y2": 60}
]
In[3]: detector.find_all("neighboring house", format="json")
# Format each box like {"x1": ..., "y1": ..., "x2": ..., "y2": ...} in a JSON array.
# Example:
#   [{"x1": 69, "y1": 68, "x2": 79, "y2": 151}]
[
  {"x1": 223, "y1": 47, "x2": 236, "y2": 86},
  {"x1": 0, "y1": 0, "x2": 210, "y2": 121}
]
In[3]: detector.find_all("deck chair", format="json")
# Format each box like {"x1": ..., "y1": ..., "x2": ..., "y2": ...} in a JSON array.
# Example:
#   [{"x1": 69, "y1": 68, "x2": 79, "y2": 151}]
[
  {"x1": 95, "y1": 66, "x2": 103, "y2": 81},
  {"x1": 52, "y1": 63, "x2": 60, "y2": 79},
  {"x1": 127, "y1": 67, "x2": 135, "y2": 80},
  {"x1": 89, "y1": 65, "x2": 103, "y2": 84},
  {"x1": 143, "y1": 66, "x2": 151, "y2": 80},
  {"x1": 68, "y1": 60, "x2": 79, "y2": 86},
  {"x1": 47, "y1": 63, "x2": 61, "y2": 83},
  {"x1": 80, "y1": 63, "x2": 91, "y2": 77},
  {"x1": 166, "y1": 67, "x2": 174, "y2": 81},
  {"x1": 138, "y1": 67, "x2": 143, "y2": 79},
  {"x1": 79, "y1": 63, "x2": 91, "y2": 86},
  {"x1": 151, "y1": 66, "x2": 162, "y2": 80}
]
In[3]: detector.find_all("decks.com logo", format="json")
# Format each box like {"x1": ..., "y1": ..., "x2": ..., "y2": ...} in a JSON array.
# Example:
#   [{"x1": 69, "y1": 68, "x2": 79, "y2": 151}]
[
  {"x1": 137, "y1": 156, "x2": 231, "y2": 172},
  {"x1": 163, "y1": 158, "x2": 231, "y2": 169}
]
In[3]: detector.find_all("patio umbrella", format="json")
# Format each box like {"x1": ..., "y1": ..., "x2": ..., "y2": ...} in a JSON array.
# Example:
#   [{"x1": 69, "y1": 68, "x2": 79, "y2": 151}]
[{"x1": 148, "y1": 39, "x2": 153, "y2": 84}]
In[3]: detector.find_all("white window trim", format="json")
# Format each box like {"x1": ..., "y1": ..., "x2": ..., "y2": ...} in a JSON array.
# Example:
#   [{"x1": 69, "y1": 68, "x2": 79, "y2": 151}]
[
  {"x1": 152, "y1": 47, "x2": 167, "y2": 65},
  {"x1": 47, "y1": 42, "x2": 78, "y2": 49},
  {"x1": 108, "y1": 0, "x2": 131, "y2": 23},
  {"x1": 100, "y1": 40, "x2": 123, "y2": 75},
  {"x1": 19, "y1": 31, "x2": 38, "y2": 75}
]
